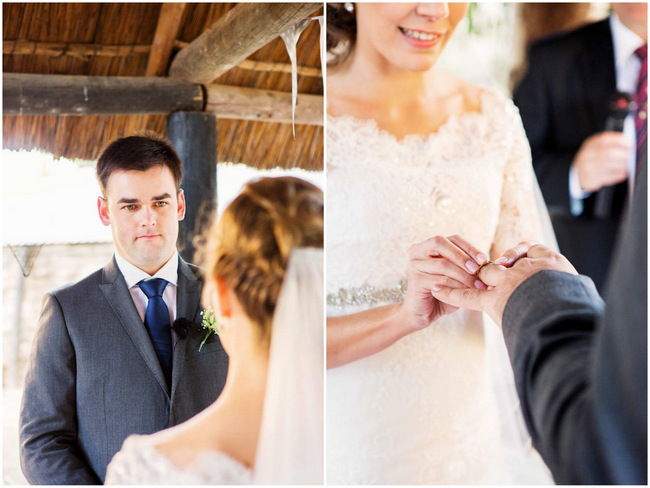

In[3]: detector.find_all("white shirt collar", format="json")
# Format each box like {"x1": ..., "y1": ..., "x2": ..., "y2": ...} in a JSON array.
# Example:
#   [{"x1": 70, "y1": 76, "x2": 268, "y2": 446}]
[
  {"x1": 610, "y1": 13, "x2": 645, "y2": 74},
  {"x1": 114, "y1": 250, "x2": 179, "y2": 289}
]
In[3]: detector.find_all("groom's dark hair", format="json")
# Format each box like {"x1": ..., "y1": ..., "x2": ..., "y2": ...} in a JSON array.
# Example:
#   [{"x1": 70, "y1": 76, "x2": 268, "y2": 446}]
[{"x1": 96, "y1": 134, "x2": 183, "y2": 195}]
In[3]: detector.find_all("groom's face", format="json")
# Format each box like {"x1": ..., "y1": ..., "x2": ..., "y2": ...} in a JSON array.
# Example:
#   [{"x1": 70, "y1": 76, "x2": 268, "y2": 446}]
[{"x1": 97, "y1": 165, "x2": 185, "y2": 275}]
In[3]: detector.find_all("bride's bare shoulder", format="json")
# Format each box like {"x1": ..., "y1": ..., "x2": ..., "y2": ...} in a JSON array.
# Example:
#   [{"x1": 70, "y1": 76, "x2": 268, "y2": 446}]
[
  {"x1": 447, "y1": 74, "x2": 484, "y2": 113},
  {"x1": 424, "y1": 70, "x2": 484, "y2": 114},
  {"x1": 326, "y1": 71, "x2": 374, "y2": 119},
  {"x1": 461, "y1": 82, "x2": 485, "y2": 112},
  {"x1": 327, "y1": 70, "x2": 358, "y2": 117}
]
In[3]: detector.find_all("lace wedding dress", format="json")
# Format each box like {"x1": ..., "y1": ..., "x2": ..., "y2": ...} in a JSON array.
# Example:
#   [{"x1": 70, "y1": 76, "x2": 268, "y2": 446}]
[
  {"x1": 327, "y1": 90, "x2": 554, "y2": 484},
  {"x1": 105, "y1": 435, "x2": 252, "y2": 484}
]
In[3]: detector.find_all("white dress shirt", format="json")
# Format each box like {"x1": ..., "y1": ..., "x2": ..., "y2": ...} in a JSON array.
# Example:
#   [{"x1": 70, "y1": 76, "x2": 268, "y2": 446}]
[
  {"x1": 114, "y1": 250, "x2": 179, "y2": 327},
  {"x1": 610, "y1": 12, "x2": 645, "y2": 194},
  {"x1": 569, "y1": 13, "x2": 645, "y2": 204}
]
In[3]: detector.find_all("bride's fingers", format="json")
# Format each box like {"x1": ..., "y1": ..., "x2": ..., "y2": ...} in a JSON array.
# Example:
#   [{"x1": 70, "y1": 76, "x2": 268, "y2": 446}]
[
  {"x1": 493, "y1": 240, "x2": 536, "y2": 267},
  {"x1": 415, "y1": 272, "x2": 469, "y2": 291},
  {"x1": 409, "y1": 236, "x2": 485, "y2": 274},
  {"x1": 447, "y1": 235, "x2": 489, "y2": 265},
  {"x1": 410, "y1": 258, "x2": 484, "y2": 290}
]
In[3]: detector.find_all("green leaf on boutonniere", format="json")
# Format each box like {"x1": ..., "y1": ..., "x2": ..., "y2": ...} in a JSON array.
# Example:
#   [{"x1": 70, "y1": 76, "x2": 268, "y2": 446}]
[{"x1": 199, "y1": 309, "x2": 220, "y2": 351}]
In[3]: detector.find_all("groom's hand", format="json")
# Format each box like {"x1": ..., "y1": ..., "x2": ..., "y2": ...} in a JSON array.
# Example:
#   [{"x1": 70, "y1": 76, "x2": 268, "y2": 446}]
[{"x1": 431, "y1": 242, "x2": 578, "y2": 327}]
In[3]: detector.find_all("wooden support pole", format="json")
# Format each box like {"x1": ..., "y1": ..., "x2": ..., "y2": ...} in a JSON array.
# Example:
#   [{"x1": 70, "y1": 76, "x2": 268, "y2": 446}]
[
  {"x1": 146, "y1": 3, "x2": 187, "y2": 77},
  {"x1": 3, "y1": 73, "x2": 203, "y2": 115},
  {"x1": 205, "y1": 84, "x2": 323, "y2": 126},
  {"x1": 169, "y1": 2, "x2": 320, "y2": 84},
  {"x1": 167, "y1": 112, "x2": 218, "y2": 263}
]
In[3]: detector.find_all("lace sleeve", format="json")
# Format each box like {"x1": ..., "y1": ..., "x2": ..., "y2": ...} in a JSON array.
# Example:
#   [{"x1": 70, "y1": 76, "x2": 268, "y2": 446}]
[{"x1": 490, "y1": 101, "x2": 547, "y2": 258}]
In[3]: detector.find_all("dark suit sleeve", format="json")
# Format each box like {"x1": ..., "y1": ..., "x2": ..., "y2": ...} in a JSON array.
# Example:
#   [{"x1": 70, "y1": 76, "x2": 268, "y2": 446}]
[
  {"x1": 19, "y1": 293, "x2": 100, "y2": 485},
  {"x1": 502, "y1": 160, "x2": 647, "y2": 484},
  {"x1": 513, "y1": 45, "x2": 576, "y2": 213}
]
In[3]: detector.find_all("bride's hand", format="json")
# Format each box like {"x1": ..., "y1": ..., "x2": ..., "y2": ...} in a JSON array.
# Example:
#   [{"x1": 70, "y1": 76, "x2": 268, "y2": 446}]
[
  {"x1": 398, "y1": 235, "x2": 489, "y2": 331},
  {"x1": 431, "y1": 242, "x2": 578, "y2": 327}
]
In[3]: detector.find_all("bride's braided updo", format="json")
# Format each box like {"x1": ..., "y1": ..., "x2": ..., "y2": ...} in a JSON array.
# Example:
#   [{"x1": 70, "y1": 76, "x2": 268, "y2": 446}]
[{"x1": 199, "y1": 176, "x2": 323, "y2": 342}]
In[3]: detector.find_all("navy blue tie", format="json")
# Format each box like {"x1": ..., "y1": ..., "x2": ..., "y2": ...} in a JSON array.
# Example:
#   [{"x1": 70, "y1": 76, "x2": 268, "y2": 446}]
[{"x1": 139, "y1": 278, "x2": 172, "y2": 388}]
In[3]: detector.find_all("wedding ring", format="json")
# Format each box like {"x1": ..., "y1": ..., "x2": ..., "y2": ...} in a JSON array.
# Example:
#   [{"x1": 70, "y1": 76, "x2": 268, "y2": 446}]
[{"x1": 476, "y1": 260, "x2": 493, "y2": 273}]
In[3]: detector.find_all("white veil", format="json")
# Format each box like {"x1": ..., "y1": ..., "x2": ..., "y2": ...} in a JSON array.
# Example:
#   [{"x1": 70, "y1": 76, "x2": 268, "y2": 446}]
[
  {"x1": 254, "y1": 247, "x2": 324, "y2": 484},
  {"x1": 531, "y1": 172, "x2": 559, "y2": 252},
  {"x1": 484, "y1": 172, "x2": 557, "y2": 482}
]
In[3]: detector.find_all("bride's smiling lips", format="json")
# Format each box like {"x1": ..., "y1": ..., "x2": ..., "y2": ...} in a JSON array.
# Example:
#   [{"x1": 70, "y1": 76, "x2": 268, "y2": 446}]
[{"x1": 398, "y1": 26, "x2": 444, "y2": 49}]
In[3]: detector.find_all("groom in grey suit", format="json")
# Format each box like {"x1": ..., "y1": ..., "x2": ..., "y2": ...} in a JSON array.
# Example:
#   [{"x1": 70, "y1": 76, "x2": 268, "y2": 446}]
[
  {"x1": 19, "y1": 135, "x2": 229, "y2": 484},
  {"x1": 432, "y1": 156, "x2": 647, "y2": 483}
]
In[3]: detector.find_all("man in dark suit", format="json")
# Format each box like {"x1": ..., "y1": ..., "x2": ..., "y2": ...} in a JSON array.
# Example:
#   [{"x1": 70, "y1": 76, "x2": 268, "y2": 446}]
[
  {"x1": 19, "y1": 136, "x2": 229, "y2": 484},
  {"x1": 431, "y1": 150, "x2": 647, "y2": 483},
  {"x1": 513, "y1": 4, "x2": 646, "y2": 291}
]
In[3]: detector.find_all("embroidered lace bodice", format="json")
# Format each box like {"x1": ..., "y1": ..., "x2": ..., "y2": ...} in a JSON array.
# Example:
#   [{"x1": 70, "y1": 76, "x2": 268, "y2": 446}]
[
  {"x1": 327, "y1": 90, "x2": 543, "y2": 298},
  {"x1": 326, "y1": 90, "x2": 552, "y2": 484},
  {"x1": 105, "y1": 435, "x2": 253, "y2": 485}
]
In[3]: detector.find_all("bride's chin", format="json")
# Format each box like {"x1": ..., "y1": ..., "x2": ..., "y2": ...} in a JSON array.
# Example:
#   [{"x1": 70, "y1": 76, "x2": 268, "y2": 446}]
[
  {"x1": 392, "y1": 55, "x2": 438, "y2": 73},
  {"x1": 410, "y1": 63, "x2": 435, "y2": 73}
]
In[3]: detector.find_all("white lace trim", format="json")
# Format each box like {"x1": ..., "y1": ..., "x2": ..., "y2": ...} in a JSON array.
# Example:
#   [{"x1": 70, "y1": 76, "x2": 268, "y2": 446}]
[{"x1": 105, "y1": 434, "x2": 253, "y2": 485}]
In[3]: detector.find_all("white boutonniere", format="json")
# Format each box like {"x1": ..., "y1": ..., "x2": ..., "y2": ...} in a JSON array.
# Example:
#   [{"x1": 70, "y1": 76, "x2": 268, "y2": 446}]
[{"x1": 199, "y1": 309, "x2": 220, "y2": 351}]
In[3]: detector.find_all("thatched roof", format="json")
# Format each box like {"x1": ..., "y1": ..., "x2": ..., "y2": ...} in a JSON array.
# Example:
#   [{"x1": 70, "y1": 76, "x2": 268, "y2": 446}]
[{"x1": 3, "y1": 3, "x2": 323, "y2": 171}]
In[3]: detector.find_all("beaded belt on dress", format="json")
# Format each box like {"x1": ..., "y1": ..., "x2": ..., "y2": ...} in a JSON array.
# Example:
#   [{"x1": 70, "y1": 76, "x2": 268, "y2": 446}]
[{"x1": 327, "y1": 279, "x2": 408, "y2": 307}]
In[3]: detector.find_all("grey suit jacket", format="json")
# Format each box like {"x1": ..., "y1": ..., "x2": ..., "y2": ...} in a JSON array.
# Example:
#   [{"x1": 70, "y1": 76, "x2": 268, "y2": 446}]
[
  {"x1": 502, "y1": 157, "x2": 647, "y2": 483},
  {"x1": 19, "y1": 256, "x2": 229, "y2": 484}
]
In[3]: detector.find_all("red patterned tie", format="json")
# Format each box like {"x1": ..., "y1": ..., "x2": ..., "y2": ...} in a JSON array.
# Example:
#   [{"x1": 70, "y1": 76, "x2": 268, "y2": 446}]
[{"x1": 634, "y1": 45, "x2": 647, "y2": 173}]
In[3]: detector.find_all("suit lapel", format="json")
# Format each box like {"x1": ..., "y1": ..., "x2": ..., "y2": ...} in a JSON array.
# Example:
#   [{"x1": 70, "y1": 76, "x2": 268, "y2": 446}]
[
  {"x1": 99, "y1": 257, "x2": 169, "y2": 396},
  {"x1": 577, "y1": 19, "x2": 617, "y2": 131},
  {"x1": 171, "y1": 256, "x2": 202, "y2": 397}
]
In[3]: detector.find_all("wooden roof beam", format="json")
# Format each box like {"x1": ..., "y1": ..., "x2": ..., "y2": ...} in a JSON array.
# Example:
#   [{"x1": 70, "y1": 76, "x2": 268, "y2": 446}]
[
  {"x1": 3, "y1": 74, "x2": 202, "y2": 116},
  {"x1": 168, "y1": 3, "x2": 320, "y2": 84},
  {"x1": 3, "y1": 73, "x2": 323, "y2": 125},
  {"x1": 145, "y1": 3, "x2": 186, "y2": 77},
  {"x1": 205, "y1": 85, "x2": 322, "y2": 126}
]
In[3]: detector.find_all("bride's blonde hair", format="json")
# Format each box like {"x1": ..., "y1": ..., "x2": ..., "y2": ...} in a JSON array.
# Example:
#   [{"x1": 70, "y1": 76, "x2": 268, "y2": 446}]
[{"x1": 198, "y1": 176, "x2": 323, "y2": 342}]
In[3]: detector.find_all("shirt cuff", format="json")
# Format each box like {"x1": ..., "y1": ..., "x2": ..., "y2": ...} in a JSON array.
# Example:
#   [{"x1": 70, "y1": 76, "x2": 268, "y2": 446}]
[
  {"x1": 569, "y1": 164, "x2": 591, "y2": 216},
  {"x1": 569, "y1": 164, "x2": 591, "y2": 199}
]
